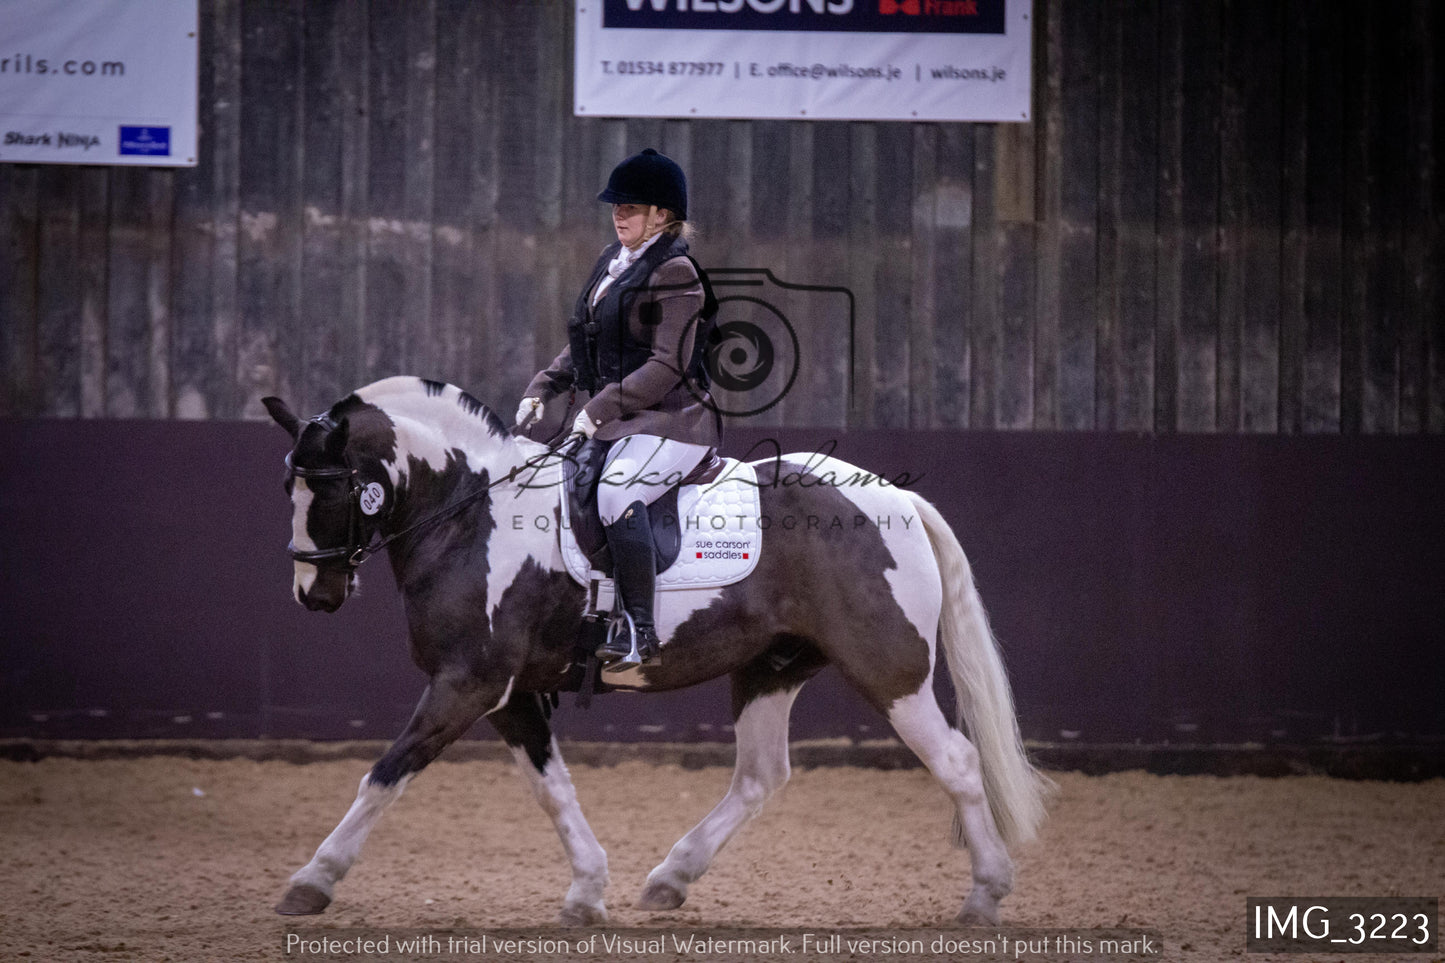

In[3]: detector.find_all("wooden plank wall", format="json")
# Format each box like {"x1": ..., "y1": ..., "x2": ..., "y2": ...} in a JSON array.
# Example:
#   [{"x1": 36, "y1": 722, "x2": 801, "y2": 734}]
[{"x1": 1, "y1": 0, "x2": 1441, "y2": 433}]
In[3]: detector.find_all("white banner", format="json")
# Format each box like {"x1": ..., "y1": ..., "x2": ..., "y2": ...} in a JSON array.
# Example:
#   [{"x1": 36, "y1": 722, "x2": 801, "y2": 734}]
[
  {"x1": 0, "y1": 0, "x2": 198, "y2": 167},
  {"x1": 575, "y1": 0, "x2": 1031, "y2": 123}
]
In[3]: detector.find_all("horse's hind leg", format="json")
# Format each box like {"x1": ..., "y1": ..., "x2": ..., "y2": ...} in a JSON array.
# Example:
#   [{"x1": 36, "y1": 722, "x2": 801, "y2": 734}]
[
  {"x1": 489, "y1": 696, "x2": 610, "y2": 926},
  {"x1": 638, "y1": 665, "x2": 811, "y2": 911},
  {"x1": 275, "y1": 673, "x2": 493, "y2": 915},
  {"x1": 887, "y1": 688, "x2": 1014, "y2": 925}
]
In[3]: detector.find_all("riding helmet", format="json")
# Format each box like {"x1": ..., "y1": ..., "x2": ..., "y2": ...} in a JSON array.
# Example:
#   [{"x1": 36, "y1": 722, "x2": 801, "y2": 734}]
[{"x1": 597, "y1": 148, "x2": 687, "y2": 221}]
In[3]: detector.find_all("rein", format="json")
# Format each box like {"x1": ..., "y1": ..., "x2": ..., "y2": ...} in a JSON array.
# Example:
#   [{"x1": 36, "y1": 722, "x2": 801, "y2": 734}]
[{"x1": 286, "y1": 424, "x2": 576, "y2": 569}]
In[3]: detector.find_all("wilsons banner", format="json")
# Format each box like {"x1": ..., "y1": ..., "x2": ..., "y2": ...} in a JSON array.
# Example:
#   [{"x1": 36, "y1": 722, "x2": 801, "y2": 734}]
[
  {"x1": 0, "y1": 0, "x2": 197, "y2": 167},
  {"x1": 575, "y1": 0, "x2": 1031, "y2": 122}
]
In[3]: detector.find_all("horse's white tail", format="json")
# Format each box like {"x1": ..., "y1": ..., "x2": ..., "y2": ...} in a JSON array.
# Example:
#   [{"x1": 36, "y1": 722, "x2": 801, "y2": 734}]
[{"x1": 909, "y1": 492, "x2": 1053, "y2": 848}]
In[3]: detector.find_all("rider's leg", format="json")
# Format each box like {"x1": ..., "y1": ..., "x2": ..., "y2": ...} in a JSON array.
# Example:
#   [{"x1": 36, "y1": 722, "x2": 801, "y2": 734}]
[
  {"x1": 594, "y1": 435, "x2": 708, "y2": 668},
  {"x1": 596, "y1": 499, "x2": 660, "y2": 668}
]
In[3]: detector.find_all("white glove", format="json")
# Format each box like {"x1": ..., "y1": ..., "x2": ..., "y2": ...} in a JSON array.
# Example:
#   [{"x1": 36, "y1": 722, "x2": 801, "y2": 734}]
[
  {"x1": 571, "y1": 409, "x2": 599, "y2": 439},
  {"x1": 515, "y1": 397, "x2": 542, "y2": 429}
]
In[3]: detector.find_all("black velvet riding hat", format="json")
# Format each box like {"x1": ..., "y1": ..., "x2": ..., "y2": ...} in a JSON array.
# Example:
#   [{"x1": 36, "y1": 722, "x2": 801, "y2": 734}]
[{"x1": 597, "y1": 148, "x2": 688, "y2": 221}]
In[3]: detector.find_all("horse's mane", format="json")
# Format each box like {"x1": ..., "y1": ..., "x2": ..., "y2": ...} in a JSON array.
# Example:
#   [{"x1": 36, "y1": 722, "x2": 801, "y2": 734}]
[
  {"x1": 351, "y1": 377, "x2": 508, "y2": 436},
  {"x1": 342, "y1": 376, "x2": 513, "y2": 476}
]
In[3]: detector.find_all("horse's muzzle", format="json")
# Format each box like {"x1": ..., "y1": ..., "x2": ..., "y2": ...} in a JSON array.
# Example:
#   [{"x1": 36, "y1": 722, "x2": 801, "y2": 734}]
[
  {"x1": 300, "y1": 589, "x2": 344, "y2": 613},
  {"x1": 296, "y1": 570, "x2": 353, "y2": 612}
]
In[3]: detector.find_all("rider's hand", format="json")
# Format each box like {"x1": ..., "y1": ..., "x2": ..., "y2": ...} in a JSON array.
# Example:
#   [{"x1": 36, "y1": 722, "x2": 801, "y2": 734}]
[
  {"x1": 571, "y1": 409, "x2": 599, "y2": 439},
  {"x1": 515, "y1": 397, "x2": 542, "y2": 429}
]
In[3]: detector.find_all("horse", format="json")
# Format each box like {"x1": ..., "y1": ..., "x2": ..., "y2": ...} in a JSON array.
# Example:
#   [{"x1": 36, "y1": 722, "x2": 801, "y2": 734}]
[{"x1": 261, "y1": 375, "x2": 1051, "y2": 926}]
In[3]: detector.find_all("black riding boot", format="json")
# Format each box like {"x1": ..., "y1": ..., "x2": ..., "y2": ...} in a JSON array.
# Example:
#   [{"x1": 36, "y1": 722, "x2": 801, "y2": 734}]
[{"x1": 595, "y1": 500, "x2": 662, "y2": 671}]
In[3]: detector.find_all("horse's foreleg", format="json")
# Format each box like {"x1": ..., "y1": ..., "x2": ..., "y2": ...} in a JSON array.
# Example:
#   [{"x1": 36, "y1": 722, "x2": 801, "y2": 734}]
[
  {"x1": 489, "y1": 696, "x2": 609, "y2": 926},
  {"x1": 638, "y1": 682, "x2": 801, "y2": 911},
  {"x1": 275, "y1": 673, "x2": 493, "y2": 915},
  {"x1": 273, "y1": 770, "x2": 407, "y2": 915}
]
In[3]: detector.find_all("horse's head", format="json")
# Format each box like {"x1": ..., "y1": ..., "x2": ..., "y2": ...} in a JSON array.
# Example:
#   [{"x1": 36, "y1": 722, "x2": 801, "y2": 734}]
[
  {"x1": 263, "y1": 378, "x2": 525, "y2": 613},
  {"x1": 263, "y1": 395, "x2": 394, "y2": 612}
]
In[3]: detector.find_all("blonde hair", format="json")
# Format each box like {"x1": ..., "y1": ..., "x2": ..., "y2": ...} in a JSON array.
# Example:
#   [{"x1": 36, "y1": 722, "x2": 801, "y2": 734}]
[
  {"x1": 640, "y1": 205, "x2": 695, "y2": 244},
  {"x1": 660, "y1": 218, "x2": 696, "y2": 242}
]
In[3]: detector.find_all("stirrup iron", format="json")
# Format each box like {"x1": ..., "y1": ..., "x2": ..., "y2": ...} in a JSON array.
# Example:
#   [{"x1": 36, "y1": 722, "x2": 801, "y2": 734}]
[{"x1": 599, "y1": 611, "x2": 646, "y2": 673}]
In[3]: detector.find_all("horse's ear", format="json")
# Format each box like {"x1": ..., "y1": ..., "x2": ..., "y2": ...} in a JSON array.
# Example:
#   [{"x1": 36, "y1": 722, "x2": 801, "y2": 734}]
[{"x1": 263, "y1": 397, "x2": 302, "y2": 440}]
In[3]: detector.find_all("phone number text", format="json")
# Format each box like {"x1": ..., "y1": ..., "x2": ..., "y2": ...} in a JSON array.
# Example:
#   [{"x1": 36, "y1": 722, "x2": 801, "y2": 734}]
[{"x1": 601, "y1": 60, "x2": 726, "y2": 76}]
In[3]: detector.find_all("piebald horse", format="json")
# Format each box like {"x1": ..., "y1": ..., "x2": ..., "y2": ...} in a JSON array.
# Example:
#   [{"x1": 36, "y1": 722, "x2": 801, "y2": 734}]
[{"x1": 262, "y1": 376, "x2": 1050, "y2": 925}]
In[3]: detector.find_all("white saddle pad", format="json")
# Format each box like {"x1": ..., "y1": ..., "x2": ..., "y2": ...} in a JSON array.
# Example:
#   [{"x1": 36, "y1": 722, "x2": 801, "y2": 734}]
[{"x1": 559, "y1": 459, "x2": 762, "y2": 590}]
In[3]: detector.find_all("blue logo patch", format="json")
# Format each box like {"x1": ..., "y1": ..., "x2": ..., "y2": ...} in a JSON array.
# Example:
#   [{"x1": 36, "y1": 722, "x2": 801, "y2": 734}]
[{"x1": 118, "y1": 126, "x2": 170, "y2": 156}]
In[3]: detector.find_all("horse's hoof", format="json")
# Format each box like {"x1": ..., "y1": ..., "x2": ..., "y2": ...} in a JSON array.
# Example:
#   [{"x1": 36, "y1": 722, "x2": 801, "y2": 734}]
[
  {"x1": 956, "y1": 904, "x2": 1000, "y2": 927},
  {"x1": 275, "y1": 884, "x2": 332, "y2": 916},
  {"x1": 559, "y1": 902, "x2": 608, "y2": 927},
  {"x1": 637, "y1": 880, "x2": 686, "y2": 911}
]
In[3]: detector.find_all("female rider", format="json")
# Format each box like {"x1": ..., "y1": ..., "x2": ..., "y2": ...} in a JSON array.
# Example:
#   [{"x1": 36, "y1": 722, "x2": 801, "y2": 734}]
[{"x1": 515, "y1": 148, "x2": 718, "y2": 670}]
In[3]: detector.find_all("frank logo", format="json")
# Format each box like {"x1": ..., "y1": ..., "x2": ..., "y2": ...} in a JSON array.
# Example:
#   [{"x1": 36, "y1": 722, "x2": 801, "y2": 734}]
[{"x1": 882, "y1": 0, "x2": 982, "y2": 15}]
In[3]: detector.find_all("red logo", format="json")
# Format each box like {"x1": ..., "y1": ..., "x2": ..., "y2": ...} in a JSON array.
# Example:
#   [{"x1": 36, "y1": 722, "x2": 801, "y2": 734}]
[{"x1": 882, "y1": 0, "x2": 981, "y2": 13}]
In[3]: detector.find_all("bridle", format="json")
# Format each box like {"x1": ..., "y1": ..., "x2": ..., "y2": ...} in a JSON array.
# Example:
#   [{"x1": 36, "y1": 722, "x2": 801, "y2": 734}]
[
  {"x1": 284, "y1": 415, "x2": 576, "y2": 570},
  {"x1": 284, "y1": 446, "x2": 376, "y2": 569}
]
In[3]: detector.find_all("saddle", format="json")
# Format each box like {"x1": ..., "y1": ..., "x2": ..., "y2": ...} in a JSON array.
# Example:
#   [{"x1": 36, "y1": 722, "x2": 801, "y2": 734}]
[
  {"x1": 559, "y1": 440, "x2": 762, "y2": 590},
  {"x1": 556, "y1": 440, "x2": 761, "y2": 704},
  {"x1": 562, "y1": 438, "x2": 685, "y2": 576}
]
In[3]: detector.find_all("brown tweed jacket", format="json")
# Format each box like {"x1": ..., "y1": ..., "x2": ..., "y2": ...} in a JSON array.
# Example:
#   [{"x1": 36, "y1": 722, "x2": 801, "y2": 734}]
[{"x1": 524, "y1": 252, "x2": 719, "y2": 447}]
